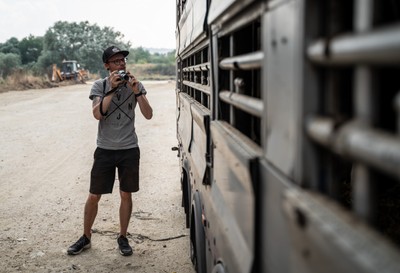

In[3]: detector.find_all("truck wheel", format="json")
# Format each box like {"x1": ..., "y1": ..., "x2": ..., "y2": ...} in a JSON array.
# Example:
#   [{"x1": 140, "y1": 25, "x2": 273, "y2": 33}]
[
  {"x1": 181, "y1": 170, "x2": 190, "y2": 228},
  {"x1": 190, "y1": 192, "x2": 206, "y2": 273}
]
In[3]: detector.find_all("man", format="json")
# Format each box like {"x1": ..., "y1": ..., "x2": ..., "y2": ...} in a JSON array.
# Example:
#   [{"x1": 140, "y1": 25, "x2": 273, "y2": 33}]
[{"x1": 67, "y1": 45, "x2": 153, "y2": 256}]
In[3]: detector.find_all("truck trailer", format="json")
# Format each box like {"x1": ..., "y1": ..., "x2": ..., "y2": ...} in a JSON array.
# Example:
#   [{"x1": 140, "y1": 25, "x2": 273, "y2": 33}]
[{"x1": 175, "y1": 1, "x2": 400, "y2": 272}]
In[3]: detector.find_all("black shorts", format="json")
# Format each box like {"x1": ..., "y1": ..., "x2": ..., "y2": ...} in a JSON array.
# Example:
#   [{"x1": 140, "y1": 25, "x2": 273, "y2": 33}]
[{"x1": 90, "y1": 147, "x2": 140, "y2": 194}]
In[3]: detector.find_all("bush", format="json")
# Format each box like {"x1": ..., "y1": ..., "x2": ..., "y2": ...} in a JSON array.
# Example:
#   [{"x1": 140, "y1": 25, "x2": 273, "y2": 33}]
[
  {"x1": 0, "y1": 53, "x2": 21, "y2": 78},
  {"x1": 0, "y1": 69, "x2": 54, "y2": 92},
  {"x1": 148, "y1": 64, "x2": 175, "y2": 76},
  {"x1": 35, "y1": 50, "x2": 62, "y2": 74}
]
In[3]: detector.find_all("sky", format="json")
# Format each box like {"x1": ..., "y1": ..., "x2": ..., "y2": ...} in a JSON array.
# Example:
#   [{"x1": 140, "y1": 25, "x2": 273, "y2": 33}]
[{"x1": 0, "y1": 0, "x2": 176, "y2": 50}]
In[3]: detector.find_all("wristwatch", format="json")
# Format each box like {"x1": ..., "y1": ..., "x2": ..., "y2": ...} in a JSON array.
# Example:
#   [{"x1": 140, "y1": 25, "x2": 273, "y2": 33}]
[{"x1": 135, "y1": 90, "x2": 145, "y2": 97}]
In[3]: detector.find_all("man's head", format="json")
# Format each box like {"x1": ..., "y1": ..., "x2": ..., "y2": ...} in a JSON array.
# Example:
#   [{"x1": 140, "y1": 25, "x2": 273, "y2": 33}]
[
  {"x1": 103, "y1": 46, "x2": 129, "y2": 71},
  {"x1": 102, "y1": 46, "x2": 129, "y2": 63}
]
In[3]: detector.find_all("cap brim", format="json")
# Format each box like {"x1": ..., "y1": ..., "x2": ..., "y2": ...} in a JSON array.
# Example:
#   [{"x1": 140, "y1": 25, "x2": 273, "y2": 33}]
[
  {"x1": 120, "y1": 50, "x2": 129, "y2": 57},
  {"x1": 105, "y1": 50, "x2": 129, "y2": 63}
]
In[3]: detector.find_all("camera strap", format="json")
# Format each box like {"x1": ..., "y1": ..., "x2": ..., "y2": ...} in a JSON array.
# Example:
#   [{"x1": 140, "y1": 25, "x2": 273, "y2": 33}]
[
  {"x1": 99, "y1": 97, "x2": 107, "y2": 116},
  {"x1": 99, "y1": 79, "x2": 124, "y2": 116},
  {"x1": 100, "y1": 79, "x2": 115, "y2": 116}
]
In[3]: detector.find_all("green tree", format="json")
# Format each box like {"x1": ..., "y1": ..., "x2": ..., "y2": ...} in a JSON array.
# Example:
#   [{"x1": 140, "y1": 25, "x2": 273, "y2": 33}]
[
  {"x1": 0, "y1": 53, "x2": 21, "y2": 77},
  {"x1": 129, "y1": 47, "x2": 151, "y2": 64},
  {"x1": 0, "y1": 37, "x2": 21, "y2": 55},
  {"x1": 149, "y1": 50, "x2": 175, "y2": 64},
  {"x1": 41, "y1": 21, "x2": 130, "y2": 74},
  {"x1": 36, "y1": 50, "x2": 60, "y2": 75},
  {"x1": 19, "y1": 35, "x2": 43, "y2": 65},
  {"x1": 166, "y1": 50, "x2": 175, "y2": 63}
]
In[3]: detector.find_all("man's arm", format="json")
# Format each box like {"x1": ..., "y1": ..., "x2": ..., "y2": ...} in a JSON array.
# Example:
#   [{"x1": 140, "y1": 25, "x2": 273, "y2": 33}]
[
  {"x1": 92, "y1": 73, "x2": 123, "y2": 120},
  {"x1": 136, "y1": 94, "x2": 153, "y2": 120},
  {"x1": 126, "y1": 74, "x2": 153, "y2": 120},
  {"x1": 92, "y1": 95, "x2": 114, "y2": 120}
]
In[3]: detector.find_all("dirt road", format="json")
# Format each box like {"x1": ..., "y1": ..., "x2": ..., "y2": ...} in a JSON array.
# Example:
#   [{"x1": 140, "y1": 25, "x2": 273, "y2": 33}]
[{"x1": 0, "y1": 81, "x2": 195, "y2": 273}]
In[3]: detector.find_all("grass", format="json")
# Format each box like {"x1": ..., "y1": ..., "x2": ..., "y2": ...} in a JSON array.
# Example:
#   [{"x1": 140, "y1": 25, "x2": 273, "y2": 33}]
[{"x1": 0, "y1": 71, "x2": 57, "y2": 92}]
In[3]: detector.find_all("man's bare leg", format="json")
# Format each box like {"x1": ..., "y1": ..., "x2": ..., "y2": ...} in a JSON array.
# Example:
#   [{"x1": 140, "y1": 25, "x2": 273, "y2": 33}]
[
  {"x1": 119, "y1": 190, "x2": 132, "y2": 236},
  {"x1": 84, "y1": 193, "x2": 102, "y2": 238}
]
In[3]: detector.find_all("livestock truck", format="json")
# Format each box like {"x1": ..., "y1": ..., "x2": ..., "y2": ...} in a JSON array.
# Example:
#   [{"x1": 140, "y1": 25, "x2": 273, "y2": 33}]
[{"x1": 175, "y1": 0, "x2": 400, "y2": 272}]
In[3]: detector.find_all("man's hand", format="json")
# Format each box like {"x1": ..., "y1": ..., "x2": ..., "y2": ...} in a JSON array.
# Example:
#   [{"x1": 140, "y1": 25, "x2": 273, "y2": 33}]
[
  {"x1": 127, "y1": 72, "x2": 140, "y2": 94},
  {"x1": 109, "y1": 70, "x2": 125, "y2": 89}
]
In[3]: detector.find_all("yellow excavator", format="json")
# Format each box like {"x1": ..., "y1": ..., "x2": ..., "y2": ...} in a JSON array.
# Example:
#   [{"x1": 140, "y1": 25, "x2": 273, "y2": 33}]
[{"x1": 52, "y1": 60, "x2": 88, "y2": 83}]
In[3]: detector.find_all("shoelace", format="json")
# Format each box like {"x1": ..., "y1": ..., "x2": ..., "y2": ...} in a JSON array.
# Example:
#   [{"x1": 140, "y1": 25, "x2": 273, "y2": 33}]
[
  {"x1": 118, "y1": 237, "x2": 130, "y2": 247},
  {"x1": 76, "y1": 236, "x2": 89, "y2": 247}
]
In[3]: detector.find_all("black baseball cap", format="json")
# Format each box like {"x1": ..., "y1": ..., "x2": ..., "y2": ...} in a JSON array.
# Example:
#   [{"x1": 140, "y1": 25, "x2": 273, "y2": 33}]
[{"x1": 102, "y1": 46, "x2": 129, "y2": 63}]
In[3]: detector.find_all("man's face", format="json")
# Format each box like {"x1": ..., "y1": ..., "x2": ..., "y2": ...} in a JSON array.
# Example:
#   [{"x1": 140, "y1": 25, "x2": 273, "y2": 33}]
[{"x1": 105, "y1": 53, "x2": 127, "y2": 72}]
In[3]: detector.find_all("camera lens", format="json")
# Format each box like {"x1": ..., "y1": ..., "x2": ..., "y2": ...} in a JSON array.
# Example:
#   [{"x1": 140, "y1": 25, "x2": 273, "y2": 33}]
[{"x1": 118, "y1": 70, "x2": 129, "y2": 81}]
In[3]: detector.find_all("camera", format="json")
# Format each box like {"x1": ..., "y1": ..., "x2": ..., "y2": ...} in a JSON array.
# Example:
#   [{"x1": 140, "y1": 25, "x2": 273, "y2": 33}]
[{"x1": 117, "y1": 70, "x2": 129, "y2": 81}]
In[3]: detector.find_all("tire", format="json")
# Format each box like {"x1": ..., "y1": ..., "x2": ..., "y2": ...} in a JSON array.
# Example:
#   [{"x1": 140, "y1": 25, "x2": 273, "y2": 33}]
[
  {"x1": 181, "y1": 170, "x2": 190, "y2": 228},
  {"x1": 190, "y1": 192, "x2": 207, "y2": 273}
]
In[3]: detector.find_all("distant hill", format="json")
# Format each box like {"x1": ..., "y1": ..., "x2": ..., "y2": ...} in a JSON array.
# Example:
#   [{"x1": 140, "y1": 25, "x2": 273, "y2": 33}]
[{"x1": 145, "y1": 47, "x2": 175, "y2": 54}]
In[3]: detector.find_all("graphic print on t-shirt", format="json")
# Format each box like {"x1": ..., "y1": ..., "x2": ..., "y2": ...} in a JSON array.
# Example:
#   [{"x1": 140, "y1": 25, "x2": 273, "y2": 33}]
[{"x1": 105, "y1": 91, "x2": 134, "y2": 121}]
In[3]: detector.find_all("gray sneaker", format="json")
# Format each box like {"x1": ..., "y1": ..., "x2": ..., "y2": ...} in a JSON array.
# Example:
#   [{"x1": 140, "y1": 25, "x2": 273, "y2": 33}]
[
  {"x1": 67, "y1": 235, "x2": 91, "y2": 255},
  {"x1": 117, "y1": 235, "x2": 133, "y2": 256}
]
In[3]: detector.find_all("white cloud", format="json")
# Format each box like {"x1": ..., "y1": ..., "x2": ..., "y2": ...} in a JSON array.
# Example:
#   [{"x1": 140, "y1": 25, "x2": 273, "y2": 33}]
[{"x1": 0, "y1": 0, "x2": 176, "y2": 49}]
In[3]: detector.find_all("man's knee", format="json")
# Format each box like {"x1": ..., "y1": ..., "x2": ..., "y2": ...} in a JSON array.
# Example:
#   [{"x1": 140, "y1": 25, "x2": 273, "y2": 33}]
[
  {"x1": 120, "y1": 191, "x2": 132, "y2": 201},
  {"x1": 87, "y1": 193, "x2": 102, "y2": 203}
]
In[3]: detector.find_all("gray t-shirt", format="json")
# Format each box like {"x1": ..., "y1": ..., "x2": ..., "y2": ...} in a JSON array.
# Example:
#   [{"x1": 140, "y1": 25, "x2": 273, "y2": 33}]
[{"x1": 89, "y1": 78, "x2": 146, "y2": 150}]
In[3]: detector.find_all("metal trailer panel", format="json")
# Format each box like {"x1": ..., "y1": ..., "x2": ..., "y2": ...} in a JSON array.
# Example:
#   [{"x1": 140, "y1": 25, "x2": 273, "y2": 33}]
[
  {"x1": 263, "y1": 0, "x2": 303, "y2": 179},
  {"x1": 190, "y1": 102, "x2": 210, "y2": 183},
  {"x1": 259, "y1": 156, "x2": 400, "y2": 273},
  {"x1": 260, "y1": 159, "x2": 291, "y2": 273},
  {"x1": 177, "y1": 0, "x2": 208, "y2": 55},
  {"x1": 207, "y1": 0, "x2": 258, "y2": 25},
  {"x1": 261, "y1": 1, "x2": 400, "y2": 273},
  {"x1": 177, "y1": 1, "x2": 192, "y2": 54},
  {"x1": 207, "y1": 120, "x2": 262, "y2": 273},
  {"x1": 192, "y1": 0, "x2": 208, "y2": 44},
  {"x1": 177, "y1": 93, "x2": 195, "y2": 152},
  {"x1": 207, "y1": 0, "x2": 236, "y2": 25},
  {"x1": 282, "y1": 187, "x2": 400, "y2": 273}
]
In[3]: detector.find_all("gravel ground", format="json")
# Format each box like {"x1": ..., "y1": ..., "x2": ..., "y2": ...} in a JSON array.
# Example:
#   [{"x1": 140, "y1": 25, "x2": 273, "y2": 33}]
[{"x1": 0, "y1": 81, "x2": 195, "y2": 273}]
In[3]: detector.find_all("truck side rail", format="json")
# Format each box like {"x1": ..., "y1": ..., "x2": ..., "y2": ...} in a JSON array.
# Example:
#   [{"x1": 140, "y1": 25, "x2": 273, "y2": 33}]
[
  {"x1": 218, "y1": 51, "x2": 264, "y2": 118},
  {"x1": 219, "y1": 51, "x2": 264, "y2": 70},
  {"x1": 180, "y1": 44, "x2": 211, "y2": 110},
  {"x1": 307, "y1": 23, "x2": 400, "y2": 65},
  {"x1": 306, "y1": 117, "x2": 400, "y2": 179},
  {"x1": 182, "y1": 62, "x2": 211, "y2": 72},
  {"x1": 301, "y1": 0, "x2": 400, "y2": 253},
  {"x1": 183, "y1": 81, "x2": 211, "y2": 96},
  {"x1": 219, "y1": 91, "x2": 263, "y2": 118}
]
